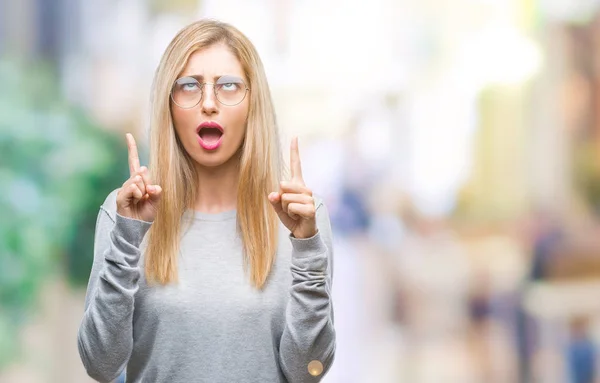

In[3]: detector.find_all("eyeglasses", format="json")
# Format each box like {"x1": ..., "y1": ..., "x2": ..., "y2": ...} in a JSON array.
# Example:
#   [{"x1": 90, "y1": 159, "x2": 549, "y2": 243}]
[{"x1": 171, "y1": 75, "x2": 249, "y2": 108}]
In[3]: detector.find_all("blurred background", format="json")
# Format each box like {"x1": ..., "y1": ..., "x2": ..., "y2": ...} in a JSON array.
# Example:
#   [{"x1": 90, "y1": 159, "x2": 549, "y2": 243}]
[{"x1": 3, "y1": 0, "x2": 600, "y2": 382}]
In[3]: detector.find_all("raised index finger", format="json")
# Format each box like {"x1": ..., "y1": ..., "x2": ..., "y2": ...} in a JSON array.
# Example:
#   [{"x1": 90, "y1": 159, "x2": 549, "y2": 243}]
[
  {"x1": 126, "y1": 133, "x2": 141, "y2": 176},
  {"x1": 290, "y1": 136, "x2": 304, "y2": 183}
]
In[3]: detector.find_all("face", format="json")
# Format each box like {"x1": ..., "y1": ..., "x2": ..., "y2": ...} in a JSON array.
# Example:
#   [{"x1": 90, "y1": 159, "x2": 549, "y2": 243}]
[{"x1": 171, "y1": 43, "x2": 250, "y2": 169}]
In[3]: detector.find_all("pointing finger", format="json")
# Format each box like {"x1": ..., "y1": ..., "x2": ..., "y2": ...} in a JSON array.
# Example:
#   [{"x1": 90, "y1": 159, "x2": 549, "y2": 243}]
[
  {"x1": 126, "y1": 133, "x2": 141, "y2": 177},
  {"x1": 290, "y1": 136, "x2": 304, "y2": 184}
]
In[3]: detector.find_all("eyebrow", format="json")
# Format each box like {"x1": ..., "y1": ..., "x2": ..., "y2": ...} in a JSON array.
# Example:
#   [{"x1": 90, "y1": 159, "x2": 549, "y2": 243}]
[{"x1": 182, "y1": 74, "x2": 244, "y2": 82}]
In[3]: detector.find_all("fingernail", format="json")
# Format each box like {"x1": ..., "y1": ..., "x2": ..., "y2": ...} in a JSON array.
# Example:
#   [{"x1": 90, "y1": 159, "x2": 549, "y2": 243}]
[
  {"x1": 140, "y1": 166, "x2": 147, "y2": 172},
  {"x1": 147, "y1": 185, "x2": 155, "y2": 193}
]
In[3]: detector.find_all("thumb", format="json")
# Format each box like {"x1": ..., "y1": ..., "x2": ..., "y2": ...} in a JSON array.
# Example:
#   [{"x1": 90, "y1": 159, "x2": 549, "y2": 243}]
[{"x1": 147, "y1": 185, "x2": 163, "y2": 202}]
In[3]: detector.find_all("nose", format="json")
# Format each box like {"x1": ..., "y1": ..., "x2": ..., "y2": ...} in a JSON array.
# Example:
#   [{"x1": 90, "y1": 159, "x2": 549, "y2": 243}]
[{"x1": 200, "y1": 84, "x2": 218, "y2": 116}]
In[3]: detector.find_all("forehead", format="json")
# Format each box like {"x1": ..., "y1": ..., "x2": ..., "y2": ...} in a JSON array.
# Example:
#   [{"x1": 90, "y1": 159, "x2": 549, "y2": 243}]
[{"x1": 180, "y1": 43, "x2": 245, "y2": 79}]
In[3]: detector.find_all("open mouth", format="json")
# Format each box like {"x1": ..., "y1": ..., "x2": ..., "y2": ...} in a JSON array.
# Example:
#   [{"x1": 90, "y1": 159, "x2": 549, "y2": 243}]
[
  {"x1": 196, "y1": 123, "x2": 224, "y2": 150},
  {"x1": 198, "y1": 127, "x2": 223, "y2": 144}
]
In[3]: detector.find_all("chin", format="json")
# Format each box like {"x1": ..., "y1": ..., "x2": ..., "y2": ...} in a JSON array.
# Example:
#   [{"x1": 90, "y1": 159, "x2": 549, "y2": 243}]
[
  {"x1": 193, "y1": 155, "x2": 228, "y2": 168},
  {"x1": 192, "y1": 149, "x2": 239, "y2": 169}
]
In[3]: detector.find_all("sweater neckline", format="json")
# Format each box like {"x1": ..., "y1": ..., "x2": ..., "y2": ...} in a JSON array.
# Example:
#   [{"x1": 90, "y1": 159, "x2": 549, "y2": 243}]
[{"x1": 184, "y1": 209, "x2": 237, "y2": 222}]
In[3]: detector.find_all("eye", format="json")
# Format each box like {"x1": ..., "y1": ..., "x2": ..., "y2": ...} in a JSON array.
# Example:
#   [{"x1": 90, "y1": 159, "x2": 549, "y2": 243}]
[
  {"x1": 220, "y1": 82, "x2": 239, "y2": 92},
  {"x1": 175, "y1": 77, "x2": 200, "y2": 92},
  {"x1": 181, "y1": 82, "x2": 199, "y2": 91},
  {"x1": 216, "y1": 75, "x2": 245, "y2": 92}
]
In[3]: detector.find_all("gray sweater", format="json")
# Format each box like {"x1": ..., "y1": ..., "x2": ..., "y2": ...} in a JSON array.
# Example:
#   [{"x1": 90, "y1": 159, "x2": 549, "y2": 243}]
[{"x1": 77, "y1": 189, "x2": 335, "y2": 383}]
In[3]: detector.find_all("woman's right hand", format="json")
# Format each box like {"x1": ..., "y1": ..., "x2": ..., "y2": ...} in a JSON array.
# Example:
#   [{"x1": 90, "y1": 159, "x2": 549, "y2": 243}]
[{"x1": 116, "y1": 133, "x2": 163, "y2": 222}]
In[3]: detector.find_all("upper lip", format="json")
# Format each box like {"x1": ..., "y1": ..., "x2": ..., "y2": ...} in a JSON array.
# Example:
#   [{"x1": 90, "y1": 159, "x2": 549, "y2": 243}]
[{"x1": 196, "y1": 121, "x2": 224, "y2": 134}]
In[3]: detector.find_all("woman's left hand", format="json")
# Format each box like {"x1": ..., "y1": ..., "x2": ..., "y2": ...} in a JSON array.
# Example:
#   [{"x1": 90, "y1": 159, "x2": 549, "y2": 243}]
[{"x1": 268, "y1": 137, "x2": 318, "y2": 239}]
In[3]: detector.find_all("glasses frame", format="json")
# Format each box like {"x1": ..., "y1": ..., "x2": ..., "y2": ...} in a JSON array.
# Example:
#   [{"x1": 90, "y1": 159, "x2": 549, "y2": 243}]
[{"x1": 170, "y1": 76, "x2": 250, "y2": 109}]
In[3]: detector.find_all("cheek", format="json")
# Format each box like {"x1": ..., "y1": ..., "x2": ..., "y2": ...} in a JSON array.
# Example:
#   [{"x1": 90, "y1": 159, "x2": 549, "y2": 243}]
[
  {"x1": 230, "y1": 103, "x2": 249, "y2": 132},
  {"x1": 171, "y1": 107, "x2": 195, "y2": 134}
]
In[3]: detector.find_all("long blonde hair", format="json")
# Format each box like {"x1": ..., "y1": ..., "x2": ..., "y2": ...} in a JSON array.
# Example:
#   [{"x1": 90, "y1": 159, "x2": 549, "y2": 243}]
[{"x1": 145, "y1": 19, "x2": 282, "y2": 289}]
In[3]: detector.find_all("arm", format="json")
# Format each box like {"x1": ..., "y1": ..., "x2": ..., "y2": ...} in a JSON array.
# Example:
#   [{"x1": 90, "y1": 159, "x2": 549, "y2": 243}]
[
  {"x1": 279, "y1": 200, "x2": 336, "y2": 382},
  {"x1": 77, "y1": 190, "x2": 152, "y2": 382}
]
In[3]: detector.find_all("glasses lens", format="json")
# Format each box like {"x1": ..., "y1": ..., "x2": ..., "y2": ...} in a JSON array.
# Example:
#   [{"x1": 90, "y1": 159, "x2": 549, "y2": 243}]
[
  {"x1": 171, "y1": 77, "x2": 202, "y2": 108},
  {"x1": 215, "y1": 75, "x2": 247, "y2": 106}
]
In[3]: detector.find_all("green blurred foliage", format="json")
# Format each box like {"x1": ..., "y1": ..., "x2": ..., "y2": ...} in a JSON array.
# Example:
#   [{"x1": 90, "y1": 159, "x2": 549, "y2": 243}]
[{"x1": 0, "y1": 58, "x2": 129, "y2": 368}]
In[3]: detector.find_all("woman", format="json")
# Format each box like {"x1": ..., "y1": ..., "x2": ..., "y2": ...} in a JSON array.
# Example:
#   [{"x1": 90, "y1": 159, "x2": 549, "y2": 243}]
[{"x1": 77, "y1": 19, "x2": 335, "y2": 383}]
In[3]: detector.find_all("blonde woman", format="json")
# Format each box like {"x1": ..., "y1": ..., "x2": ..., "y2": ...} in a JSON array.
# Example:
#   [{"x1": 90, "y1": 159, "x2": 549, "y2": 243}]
[{"x1": 77, "y1": 19, "x2": 335, "y2": 383}]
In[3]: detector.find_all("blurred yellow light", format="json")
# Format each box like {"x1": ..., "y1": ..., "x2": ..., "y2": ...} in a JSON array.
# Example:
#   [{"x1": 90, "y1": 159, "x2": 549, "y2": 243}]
[{"x1": 308, "y1": 360, "x2": 323, "y2": 376}]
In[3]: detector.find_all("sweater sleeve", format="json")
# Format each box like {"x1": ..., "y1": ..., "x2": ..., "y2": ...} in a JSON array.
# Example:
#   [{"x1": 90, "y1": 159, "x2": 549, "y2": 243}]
[
  {"x1": 77, "y1": 190, "x2": 152, "y2": 383},
  {"x1": 278, "y1": 199, "x2": 336, "y2": 382}
]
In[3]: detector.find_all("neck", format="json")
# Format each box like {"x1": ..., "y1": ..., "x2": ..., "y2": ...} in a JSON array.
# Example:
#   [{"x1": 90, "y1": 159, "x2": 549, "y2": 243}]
[{"x1": 193, "y1": 154, "x2": 240, "y2": 214}]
